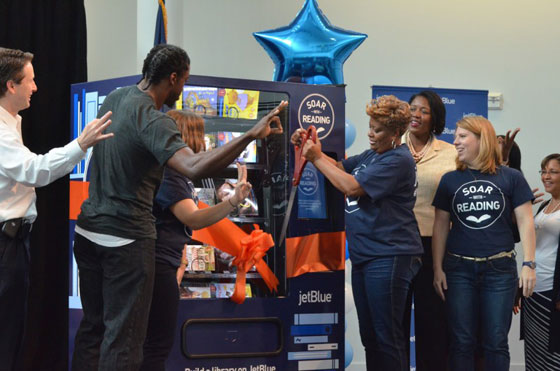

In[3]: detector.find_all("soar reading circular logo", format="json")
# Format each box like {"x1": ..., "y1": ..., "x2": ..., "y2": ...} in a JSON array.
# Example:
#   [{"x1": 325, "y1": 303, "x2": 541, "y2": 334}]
[
  {"x1": 299, "y1": 167, "x2": 318, "y2": 196},
  {"x1": 298, "y1": 93, "x2": 335, "y2": 140},
  {"x1": 451, "y1": 180, "x2": 505, "y2": 229}
]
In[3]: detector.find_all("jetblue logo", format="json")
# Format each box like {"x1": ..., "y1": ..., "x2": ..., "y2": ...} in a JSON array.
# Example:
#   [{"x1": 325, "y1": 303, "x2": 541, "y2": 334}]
[
  {"x1": 452, "y1": 180, "x2": 505, "y2": 229},
  {"x1": 298, "y1": 290, "x2": 332, "y2": 306},
  {"x1": 298, "y1": 93, "x2": 335, "y2": 140}
]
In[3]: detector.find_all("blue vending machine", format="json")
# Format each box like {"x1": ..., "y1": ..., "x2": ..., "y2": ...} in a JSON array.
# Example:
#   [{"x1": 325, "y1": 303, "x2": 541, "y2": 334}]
[{"x1": 69, "y1": 75, "x2": 347, "y2": 370}]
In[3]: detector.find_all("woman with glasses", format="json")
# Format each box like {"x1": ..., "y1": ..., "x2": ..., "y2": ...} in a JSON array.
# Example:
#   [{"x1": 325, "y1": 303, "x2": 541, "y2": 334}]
[
  {"x1": 431, "y1": 116, "x2": 536, "y2": 371},
  {"x1": 518, "y1": 153, "x2": 560, "y2": 370},
  {"x1": 292, "y1": 95, "x2": 422, "y2": 371}
]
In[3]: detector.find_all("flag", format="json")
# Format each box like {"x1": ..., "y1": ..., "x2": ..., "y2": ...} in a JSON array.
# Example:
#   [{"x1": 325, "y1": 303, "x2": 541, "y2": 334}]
[{"x1": 154, "y1": 0, "x2": 167, "y2": 45}]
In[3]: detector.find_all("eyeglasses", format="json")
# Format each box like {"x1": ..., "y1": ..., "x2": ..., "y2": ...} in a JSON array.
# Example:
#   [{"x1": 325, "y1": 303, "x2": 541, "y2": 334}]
[{"x1": 539, "y1": 170, "x2": 560, "y2": 176}]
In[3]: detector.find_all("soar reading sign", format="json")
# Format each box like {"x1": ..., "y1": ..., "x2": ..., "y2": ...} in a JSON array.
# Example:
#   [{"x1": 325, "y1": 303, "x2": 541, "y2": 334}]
[{"x1": 297, "y1": 93, "x2": 335, "y2": 140}]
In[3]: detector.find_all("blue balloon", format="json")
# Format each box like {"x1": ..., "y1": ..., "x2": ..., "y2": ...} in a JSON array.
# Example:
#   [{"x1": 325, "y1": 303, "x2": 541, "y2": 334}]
[
  {"x1": 345, "y1": 120, "x2": 356, "y2": 149},
  {"x1": 253, "y1": 0, "x2": 367, "y2": 85},
  {"x1": 344, "y1": 339, "x2": 354, "y2": 368},
  {"x1": 303, "y1": 75, "x2": 333, "y2": 85}
]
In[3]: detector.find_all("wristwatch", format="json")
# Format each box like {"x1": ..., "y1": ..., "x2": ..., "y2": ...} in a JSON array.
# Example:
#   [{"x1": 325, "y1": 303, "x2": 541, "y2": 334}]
[{"x1": 522, "y1": 261, "x2": 537, "y2": 269}]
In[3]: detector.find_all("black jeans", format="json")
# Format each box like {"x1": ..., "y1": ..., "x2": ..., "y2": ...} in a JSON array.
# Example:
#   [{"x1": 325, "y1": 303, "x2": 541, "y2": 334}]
[
  {"x1": 140, "y1": 261, "x2": 180, "y2": 371},
  {"x1": 410, "y1": 237, "x2": 449, "y2": 371},
  {"x1": 0, "y1": 224, "x2": 31, "y2": 371},
  {"x1": 71, "y1": 234, "x2": 155, "y2": 371}
]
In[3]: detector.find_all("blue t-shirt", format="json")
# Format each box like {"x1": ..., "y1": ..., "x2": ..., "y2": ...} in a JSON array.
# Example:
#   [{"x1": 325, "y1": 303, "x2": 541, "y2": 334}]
[
  {"x1": 153, "y1": 167, "x2": 198, "y2": 268},
  {"x1": 432, "y1": 166, "x2": 533, "y2": 257},
  {"x1": 341, "y1": 144, "x2": 422, "y2": 265}
]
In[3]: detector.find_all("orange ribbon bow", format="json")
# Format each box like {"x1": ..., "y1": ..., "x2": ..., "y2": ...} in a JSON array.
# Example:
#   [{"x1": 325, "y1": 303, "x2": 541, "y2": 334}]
[{"x1": 192, "y1": 202, "x2": 278, "y2": 304}]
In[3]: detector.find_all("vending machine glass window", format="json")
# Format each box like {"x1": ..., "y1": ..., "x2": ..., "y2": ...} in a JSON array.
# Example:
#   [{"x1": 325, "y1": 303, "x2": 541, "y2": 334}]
[{"x1": 179, "y1": 84, "x2": 290, "y2": 297}]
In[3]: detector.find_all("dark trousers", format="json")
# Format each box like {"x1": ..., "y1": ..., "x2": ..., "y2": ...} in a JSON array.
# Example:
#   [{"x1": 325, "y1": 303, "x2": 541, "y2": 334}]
[
  {"x1": 0, "y1": 224, "x2": 31, "y2": 371},
  {"x1": 352, "y1": 255, "x2": 421, "y2": 371},
  {"x1": 444, "y1": 254, "x2": 518, "y2": 371},
  {"x1": 411, "y1": 237, "x2": 449, "y2": 371},
  {"x1": 140, "y1": 262, "x2": 180, "y2": 371},
  {"x1": 71, "y1": 234, "x2": 155, "y2": 371}
]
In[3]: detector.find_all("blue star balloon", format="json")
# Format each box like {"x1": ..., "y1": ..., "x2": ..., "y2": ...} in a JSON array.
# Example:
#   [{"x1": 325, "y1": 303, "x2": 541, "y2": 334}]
[{"x1": 253, "y1": 0, "x2": 367, "y2": 85}]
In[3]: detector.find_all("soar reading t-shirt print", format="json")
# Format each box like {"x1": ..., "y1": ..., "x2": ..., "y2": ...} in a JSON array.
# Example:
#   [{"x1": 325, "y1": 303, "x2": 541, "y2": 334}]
[
  {"x1": 453, "y1": 179, "x2": 505, "y2": 229},
  {"x1": 432, "y1": 166, "x2": 534, "y2": 257}
]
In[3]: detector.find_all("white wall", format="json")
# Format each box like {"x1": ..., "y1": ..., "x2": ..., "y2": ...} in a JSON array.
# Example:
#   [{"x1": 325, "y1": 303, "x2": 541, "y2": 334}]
[{"x1": 84, "y1": 0, "x2": 560, "y2": 368}]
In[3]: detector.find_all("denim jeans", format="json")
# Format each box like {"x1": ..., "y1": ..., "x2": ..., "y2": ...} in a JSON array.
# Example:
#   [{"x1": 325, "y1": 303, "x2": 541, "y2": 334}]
[
  {"x1": 72, "y1": 234, "x2": 155, "y2": 371},
  {"x1": 444, "y1": 254, "x2": 518, "y2": 371},
  {"x1": 351, "y1": 255, "x2": 422, "y2": 371}
]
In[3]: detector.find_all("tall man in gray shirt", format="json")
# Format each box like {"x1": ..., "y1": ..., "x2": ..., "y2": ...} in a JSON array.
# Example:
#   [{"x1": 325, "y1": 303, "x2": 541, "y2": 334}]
[{"x1": 71, "y1": 44, "x2": 287, "y2": 370}]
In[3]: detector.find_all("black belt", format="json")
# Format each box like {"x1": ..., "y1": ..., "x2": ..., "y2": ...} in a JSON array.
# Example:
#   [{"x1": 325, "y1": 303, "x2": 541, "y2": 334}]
[{"x1": 1, "y1": 218, "x2": 33, "y2": 239}]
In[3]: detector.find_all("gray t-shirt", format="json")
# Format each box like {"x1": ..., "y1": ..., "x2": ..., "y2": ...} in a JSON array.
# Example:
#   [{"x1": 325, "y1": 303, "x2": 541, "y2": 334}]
[{"x1": 77, "y1": 85, "x2": 187, "y2": 239}]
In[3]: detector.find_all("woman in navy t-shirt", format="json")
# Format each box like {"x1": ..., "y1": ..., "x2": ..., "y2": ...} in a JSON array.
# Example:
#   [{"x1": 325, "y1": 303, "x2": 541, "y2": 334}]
[
  {"x1": 432, "y1": 116, "x2": 536, "y2": 371},
  {"x1": 292, "y1": 95, "x2": 422, "y2": 371},
  {"x1": 140, "y1": 111, "x2": 251, "y2": 371}
]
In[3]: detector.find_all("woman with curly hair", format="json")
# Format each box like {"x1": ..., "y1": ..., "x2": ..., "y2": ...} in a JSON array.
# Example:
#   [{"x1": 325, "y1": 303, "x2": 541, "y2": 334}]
[
  {"x1": 291, "y1": 95, "x2": 422, "y2": 371},
  {"x1": 432, "y1": 116, "x2": 536, "y2": 371}
]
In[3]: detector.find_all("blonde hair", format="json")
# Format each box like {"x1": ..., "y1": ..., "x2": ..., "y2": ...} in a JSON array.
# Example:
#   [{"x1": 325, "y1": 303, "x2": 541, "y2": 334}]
[
  {"x1": 167, "y1": 110, "x2": 206, "y2": 153},
  {"x1": 366, "y1": 95, "x2": 411, "y2": 136},
  {"x1": 455, "y1": 116, "x2": 502, "y2": 174}
]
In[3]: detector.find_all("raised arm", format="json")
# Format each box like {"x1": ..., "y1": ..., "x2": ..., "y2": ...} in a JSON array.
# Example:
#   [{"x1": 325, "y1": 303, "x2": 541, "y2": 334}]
[
  {"x1": 299, "y1": 137, "x2": 364, "y2": 197},
  {"x1": 170, "y1": 163, "x2": 251, "y2": 230},
  {"x1": 167, "y1": 101, "x2": 287, "y2": 180}
]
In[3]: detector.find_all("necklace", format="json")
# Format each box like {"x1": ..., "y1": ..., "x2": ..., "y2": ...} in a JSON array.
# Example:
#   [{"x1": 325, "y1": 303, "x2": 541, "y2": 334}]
[
  {"x1": 466, "y1": 167, "x2": 479, "y2": 180},
  {"x1": 406, "y1": 133, "x2": 433, "y2": 163},
  {"x1": 545, "y1": 198, "x2": 560, "y2": 214}
]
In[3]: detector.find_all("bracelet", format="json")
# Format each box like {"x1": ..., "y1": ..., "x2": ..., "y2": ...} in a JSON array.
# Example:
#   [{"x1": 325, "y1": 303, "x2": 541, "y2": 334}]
[
  {"x1": 180, "y1": 258, "x2": 188, "y2": 266},
  {"x1": 228, "y1": 198, "x2": 236, "y2": 208}
]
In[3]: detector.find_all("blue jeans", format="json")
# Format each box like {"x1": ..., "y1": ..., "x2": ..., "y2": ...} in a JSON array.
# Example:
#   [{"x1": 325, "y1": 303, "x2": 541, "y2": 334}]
[
  {"x1": 351, "y1": 255, "x2": 422, "y2": 371},
  {"x1": 444, "y1": 254, "x2": 518, "y2": 371}
]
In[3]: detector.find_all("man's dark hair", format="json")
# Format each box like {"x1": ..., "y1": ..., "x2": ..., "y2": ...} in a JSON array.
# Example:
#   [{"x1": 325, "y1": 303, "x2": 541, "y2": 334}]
[
  {"x1": 409, "y1": 90, "x2": 446, "y2": 135},
  {"x1": 0, "y1": 48, "x2": 34, "y2": 97},
  {"x1": 140, "y1": 44, "x2": 190, "y2": 88}
]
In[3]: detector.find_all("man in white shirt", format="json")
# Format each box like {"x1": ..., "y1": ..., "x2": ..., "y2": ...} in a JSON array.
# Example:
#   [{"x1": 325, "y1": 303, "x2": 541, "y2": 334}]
[{"x1": 0, "y1": 47, "x2": 113, "y2": 371}]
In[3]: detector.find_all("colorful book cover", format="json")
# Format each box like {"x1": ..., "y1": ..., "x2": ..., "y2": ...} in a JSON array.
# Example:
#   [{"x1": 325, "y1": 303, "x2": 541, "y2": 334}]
[
  {"x1": 221, "y1": 89, "x2": 260, "y2": 119},
  {"x1": 180, "y1": 285, "x2": 212, "y2": 299},
  {"x1": 211, "y1": 283, "x2": 252, "y2": 298},
  {"x1": 186, "y1": 245, "x2": 216, "y2": 272},
  {"x1": 183, "y1": 86, "x2": 218, "y2": 116},
  {"x1": 215, "y1": 131, "x2": 257, "y2": 163}
]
